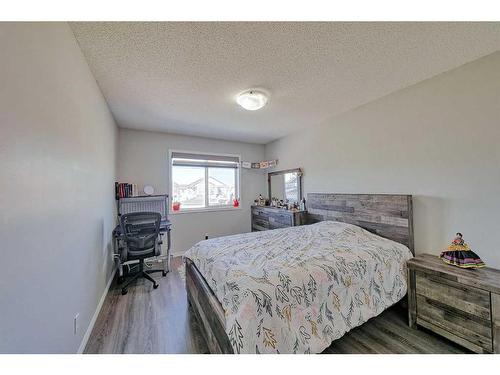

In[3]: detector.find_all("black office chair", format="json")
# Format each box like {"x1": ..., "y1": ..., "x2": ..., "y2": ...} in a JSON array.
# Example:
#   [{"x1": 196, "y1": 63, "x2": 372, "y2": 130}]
[{"x1": 119, "y1": 212, "x2": 163, "y2": 295}]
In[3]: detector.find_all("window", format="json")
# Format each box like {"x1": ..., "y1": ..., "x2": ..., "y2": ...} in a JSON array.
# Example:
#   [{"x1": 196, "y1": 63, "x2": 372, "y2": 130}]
[{"x1": 170, "y1": 151, "x2": 240, "y2": 212}]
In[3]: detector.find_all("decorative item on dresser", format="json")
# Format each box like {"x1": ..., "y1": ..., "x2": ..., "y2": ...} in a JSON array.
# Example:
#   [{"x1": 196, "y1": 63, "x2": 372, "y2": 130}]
[
  {"x1": 407, "y1": 254, "x2": 500, "y2": 353},
  {"x1": 439, "y1": 232, "x2": 485, "y2": 268},
  {"x1": 251, "y1": 205, "x2": 307, "y2": 231}
]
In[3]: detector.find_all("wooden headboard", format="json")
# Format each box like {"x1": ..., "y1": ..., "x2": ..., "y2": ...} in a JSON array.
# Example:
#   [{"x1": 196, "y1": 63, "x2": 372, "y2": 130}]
[{"x1": 307, "y1": 193, "x2": 414, "y2": 254}]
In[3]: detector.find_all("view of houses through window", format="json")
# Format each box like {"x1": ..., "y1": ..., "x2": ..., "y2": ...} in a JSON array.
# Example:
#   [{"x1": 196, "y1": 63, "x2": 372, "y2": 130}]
[
  {"x1": 171, "y1": 152, "x2": 239, "y2": 211},
  {"x1": 284, "y1": 172, "x2": 299, "y2": 203}
]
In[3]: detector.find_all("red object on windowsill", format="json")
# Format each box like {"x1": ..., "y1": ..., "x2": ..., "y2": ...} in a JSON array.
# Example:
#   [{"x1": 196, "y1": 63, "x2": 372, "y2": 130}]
[
  {"x1": 233, "y1": 198, "x2": 239, "y2": 208},
  {"x1": 172, "y1": 202, "x2": 181, "y2": 211}
]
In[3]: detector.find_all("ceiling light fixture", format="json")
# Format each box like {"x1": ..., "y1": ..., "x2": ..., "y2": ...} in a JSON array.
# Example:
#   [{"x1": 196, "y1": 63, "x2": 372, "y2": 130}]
[{"x1": 236, "y1": 90, "x2": 268, "y2": 111}]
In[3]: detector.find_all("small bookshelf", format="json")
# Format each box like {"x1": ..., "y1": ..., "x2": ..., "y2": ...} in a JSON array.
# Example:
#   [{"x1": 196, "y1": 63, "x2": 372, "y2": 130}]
[{"x1": 115, "y1": 182, "x2": 139, "y2": 199}]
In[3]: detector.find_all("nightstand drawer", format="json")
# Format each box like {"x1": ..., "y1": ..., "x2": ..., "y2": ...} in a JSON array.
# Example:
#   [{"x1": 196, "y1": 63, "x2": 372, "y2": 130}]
[
  {"x1": 415, "y1": 272, "x2": 491, "y2": 320},
  {"x1": 417, "y1": 294, "x2": 492, "y2": 352}
]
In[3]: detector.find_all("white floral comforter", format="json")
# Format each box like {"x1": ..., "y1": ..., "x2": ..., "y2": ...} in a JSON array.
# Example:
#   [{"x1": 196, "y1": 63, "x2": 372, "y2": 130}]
[{"x1": 184, "y1": 221, "x2": 412, "y2": 354}]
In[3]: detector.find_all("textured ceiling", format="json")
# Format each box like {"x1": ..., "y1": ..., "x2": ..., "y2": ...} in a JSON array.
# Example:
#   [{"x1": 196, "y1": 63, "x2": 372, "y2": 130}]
[{"x1": 70, "y1": 22, "x2": 500, "y2": 144}]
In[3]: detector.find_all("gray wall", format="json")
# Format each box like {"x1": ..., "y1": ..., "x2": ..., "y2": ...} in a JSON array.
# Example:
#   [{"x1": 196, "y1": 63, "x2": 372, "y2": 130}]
[
  {"x1": 266, "y1": 52, "x2": 500, "y2": 268},
  {"x1": 0, "y1": 23, "x2": 117, "y2": 353},
  {"x1": 118, "y1": 128, "x2": 266, "y2": 255}
]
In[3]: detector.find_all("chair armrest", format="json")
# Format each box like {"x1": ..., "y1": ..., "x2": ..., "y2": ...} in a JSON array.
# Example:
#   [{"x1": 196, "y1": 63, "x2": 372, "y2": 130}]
[
  {"x1": 154, "y1": 237, "x2": 162, "y2": 256},
  {"x1": 118, "y1": 241, "x2": 128, "y2": 263}
]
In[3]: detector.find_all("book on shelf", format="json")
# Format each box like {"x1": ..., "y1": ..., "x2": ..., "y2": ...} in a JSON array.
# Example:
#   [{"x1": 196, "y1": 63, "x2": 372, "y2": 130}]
[{"x1": 115, "y1": 182, "x2": 139, "y2": 199}]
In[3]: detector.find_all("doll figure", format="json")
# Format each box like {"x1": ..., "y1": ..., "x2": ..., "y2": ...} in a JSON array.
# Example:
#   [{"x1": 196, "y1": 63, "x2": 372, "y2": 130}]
[{"x1": 439, "y1": 232, "x2": 485, "y2": 268}]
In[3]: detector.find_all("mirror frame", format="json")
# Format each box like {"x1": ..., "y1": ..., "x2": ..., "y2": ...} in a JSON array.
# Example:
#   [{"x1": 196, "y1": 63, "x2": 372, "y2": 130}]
[{"x1": 267, "y1": 168, "x2": 303, "y2": 203}]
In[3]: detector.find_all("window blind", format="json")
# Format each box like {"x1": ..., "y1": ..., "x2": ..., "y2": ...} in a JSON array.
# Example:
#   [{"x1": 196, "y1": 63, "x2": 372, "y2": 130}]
[{"x1": 171, "y1": 151, "x2": 240, "y2": 169}]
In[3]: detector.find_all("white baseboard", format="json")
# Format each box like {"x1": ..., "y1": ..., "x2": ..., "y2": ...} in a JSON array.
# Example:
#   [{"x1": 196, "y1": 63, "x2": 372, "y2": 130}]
[{"x1": 77, "y1": 267, "x2": 116, "y2": 354}]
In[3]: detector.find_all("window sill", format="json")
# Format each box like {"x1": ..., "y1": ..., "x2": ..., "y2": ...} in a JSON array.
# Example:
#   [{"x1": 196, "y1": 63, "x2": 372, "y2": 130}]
[{"x1": 169, "y1": 206, "x2": 243, "y2": 215}]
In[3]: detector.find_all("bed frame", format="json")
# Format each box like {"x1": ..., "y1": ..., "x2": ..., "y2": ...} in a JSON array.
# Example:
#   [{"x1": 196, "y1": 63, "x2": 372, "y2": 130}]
[{"x1": 185, "y1": 193, "x2": 414, "y2": 353}]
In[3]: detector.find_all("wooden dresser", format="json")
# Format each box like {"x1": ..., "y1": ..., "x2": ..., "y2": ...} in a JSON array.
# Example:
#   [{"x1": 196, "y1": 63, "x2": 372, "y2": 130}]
[
  {"x1": 407, "y1": 254, "x2": 500, "y2": 353},
  {"x1": 251, "y1": 206, "x2": 307, "y2": 231}
]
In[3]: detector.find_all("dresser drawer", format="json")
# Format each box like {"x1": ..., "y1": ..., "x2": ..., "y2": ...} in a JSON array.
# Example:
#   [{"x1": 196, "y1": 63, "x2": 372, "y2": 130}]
[
  {"x1": 251, "y1": 217, "x2": 269, "y2": 231},
  {"x1": 416, "y1": 294, "x2": 492, "y2": 352},
  {"x1": 251, "y1": 207, "x2": 270, "y2": 220},
  {"x1": 415, "y1": 272, "x2": 491, "y2": 320},
  {"x1": 269, "y1": 213, "x2": 293, "y2": 228}
]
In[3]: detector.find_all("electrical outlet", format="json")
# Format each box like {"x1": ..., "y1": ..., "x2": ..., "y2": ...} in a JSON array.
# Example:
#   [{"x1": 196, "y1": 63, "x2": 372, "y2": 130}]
[{"x1": 74, "y1": 313, "x2": 79, "y2": 335}]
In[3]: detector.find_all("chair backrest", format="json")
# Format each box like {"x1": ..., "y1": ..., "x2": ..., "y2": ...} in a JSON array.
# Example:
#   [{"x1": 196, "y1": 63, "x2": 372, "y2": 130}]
[{"x1": 120, "y1": 212, "x2": 162, "y2": 258}]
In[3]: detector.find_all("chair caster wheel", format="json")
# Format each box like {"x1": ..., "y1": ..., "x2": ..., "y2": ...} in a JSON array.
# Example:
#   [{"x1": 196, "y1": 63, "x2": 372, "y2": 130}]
[
  {"x1": 162, "y1": 271, "x2": 167, "y2": 277},
  {"x1": 121, "y1": 289, "x2": 128, "y2": 295},
  {"x1": 153, "y1": 283, "x2": 159, "y2": 289}
]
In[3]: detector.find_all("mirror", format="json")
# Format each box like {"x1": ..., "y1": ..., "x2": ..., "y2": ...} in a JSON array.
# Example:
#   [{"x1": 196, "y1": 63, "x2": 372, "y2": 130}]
[{"x1": 268, "y1": 168, "x2": 302, "y2": 205}]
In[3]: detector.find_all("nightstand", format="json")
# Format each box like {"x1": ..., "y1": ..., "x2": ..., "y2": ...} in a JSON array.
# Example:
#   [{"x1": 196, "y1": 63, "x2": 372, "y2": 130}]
[{"x1": 407, "y1": 254, "x2": 500, "y2": 353}]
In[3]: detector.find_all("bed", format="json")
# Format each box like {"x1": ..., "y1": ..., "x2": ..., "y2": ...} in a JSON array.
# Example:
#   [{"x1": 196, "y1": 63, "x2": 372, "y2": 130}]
[{"x1": 184, "y1": 193, "x2": 414, "y2": 353}]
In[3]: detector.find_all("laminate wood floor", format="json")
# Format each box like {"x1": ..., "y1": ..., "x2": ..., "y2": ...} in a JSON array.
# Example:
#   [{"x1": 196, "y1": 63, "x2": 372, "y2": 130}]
[{"x1": 85, "y1": 257, "x2": 469, "y2": 354}]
